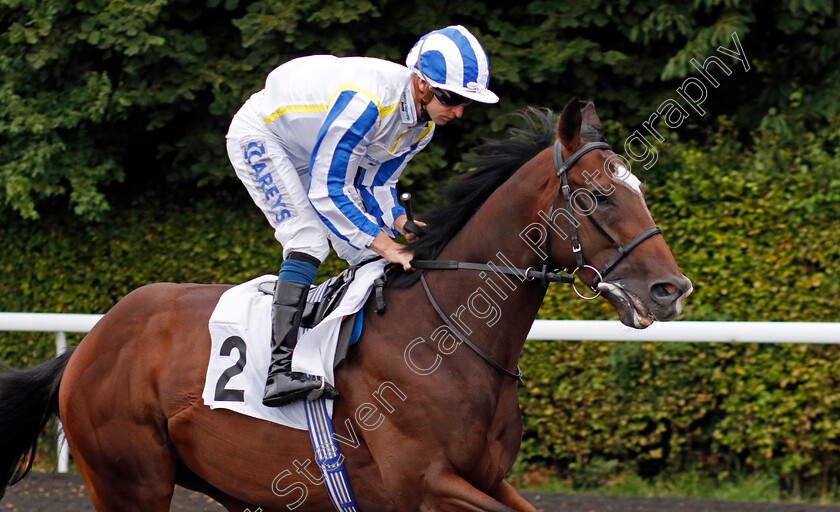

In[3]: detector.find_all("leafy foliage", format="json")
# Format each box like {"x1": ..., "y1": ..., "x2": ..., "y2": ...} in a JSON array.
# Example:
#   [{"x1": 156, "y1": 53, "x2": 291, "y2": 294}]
[{"x1": 2, "y1": 0, "x2": 839, "y2": 218}]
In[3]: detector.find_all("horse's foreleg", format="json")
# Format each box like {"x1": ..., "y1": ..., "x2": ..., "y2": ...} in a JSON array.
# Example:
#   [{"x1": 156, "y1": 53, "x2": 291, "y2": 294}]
[
  {"x1": 421, "y1": 474, "x2": 518, "y2": 512},
  {"x1": 490, "y1": 480, "x2": 538, "y2": 512}
]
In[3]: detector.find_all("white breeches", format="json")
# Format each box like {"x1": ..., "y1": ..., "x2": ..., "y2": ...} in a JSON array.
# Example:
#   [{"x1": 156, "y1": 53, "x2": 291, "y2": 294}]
[{"x1": 226, "y1": 119, "x2": 378, "y2": 265}]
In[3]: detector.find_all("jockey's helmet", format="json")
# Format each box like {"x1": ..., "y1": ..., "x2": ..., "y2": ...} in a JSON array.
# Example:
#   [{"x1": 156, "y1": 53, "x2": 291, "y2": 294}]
[{"x1": 405, "y1": 25, "x2": 499, "y2": 105}]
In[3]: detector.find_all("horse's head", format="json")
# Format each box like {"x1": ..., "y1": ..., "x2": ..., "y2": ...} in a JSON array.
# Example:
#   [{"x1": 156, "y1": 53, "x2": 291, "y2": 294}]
[{"x1": 549, "y1": 98, "x2": 692, "y2": 328}]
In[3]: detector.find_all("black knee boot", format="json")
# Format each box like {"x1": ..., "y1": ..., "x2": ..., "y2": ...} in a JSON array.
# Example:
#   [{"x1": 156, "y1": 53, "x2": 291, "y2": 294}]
[{"x1": 263, "y1": 279, "x2": 339, "y2": 407}]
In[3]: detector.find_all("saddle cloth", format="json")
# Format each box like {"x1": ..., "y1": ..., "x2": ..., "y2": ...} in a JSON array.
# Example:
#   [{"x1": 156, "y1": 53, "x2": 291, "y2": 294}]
[{"x1": 201, "y1": 259, "x2": 386, "y2": 430}]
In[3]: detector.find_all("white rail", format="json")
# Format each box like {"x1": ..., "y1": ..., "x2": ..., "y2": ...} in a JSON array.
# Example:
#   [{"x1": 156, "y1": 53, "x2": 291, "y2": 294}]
[
  {"x1": 528, "y1": 320, "x2": 840, "y2": 344},
  {"x1": 1, "y1": 313, "x2": 839, "y2": 475},
  {"x1": 2, "y1": 313, "x2": 837, "y2": 343},
  {"x1": 0, "y1": 313, "x2": 103, "y2": 332}
]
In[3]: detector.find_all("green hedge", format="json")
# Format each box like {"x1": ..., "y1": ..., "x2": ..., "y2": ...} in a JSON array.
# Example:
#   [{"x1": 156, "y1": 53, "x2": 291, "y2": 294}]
[
  {"x1": 3, "y1": 0, "x2": 840, "y2": 219},
  {"x1": 0, "y1": 187, "x2": 348, "y2": 364}
]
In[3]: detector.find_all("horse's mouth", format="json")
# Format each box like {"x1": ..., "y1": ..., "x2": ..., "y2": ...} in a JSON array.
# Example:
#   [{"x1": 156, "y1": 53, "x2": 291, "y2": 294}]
[{"x1": 597, "y1": 281, "x2": 655, "y2": 329}]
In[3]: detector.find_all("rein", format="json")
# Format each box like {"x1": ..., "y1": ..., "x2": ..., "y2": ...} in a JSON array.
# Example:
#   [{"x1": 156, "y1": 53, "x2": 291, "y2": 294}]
[
  {"x1": 409, "y1": 140, "x2": 662, "y2": 379},
  {"x1": 419, "y1": 273, "x2": 523, "y2": 380},
  {"x1": 410, "y1": 259, "x2": 574, "y2": 285}
]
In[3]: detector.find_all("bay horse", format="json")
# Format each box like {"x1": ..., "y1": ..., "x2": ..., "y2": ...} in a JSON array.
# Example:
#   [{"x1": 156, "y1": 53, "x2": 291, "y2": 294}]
[{"x1": 0, "y1": 99, "x2": 691, "y2": 511}]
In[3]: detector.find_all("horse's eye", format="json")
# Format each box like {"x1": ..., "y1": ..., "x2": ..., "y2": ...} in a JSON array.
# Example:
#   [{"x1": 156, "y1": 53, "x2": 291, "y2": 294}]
[{"x1": 592, "y1": 191, "x2": 613, "y2": 204}]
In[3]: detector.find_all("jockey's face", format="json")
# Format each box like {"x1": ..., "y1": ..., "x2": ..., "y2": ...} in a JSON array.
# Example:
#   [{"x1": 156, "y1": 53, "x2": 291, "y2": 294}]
[
  {"x1": 425, "y1": 98, "x2": 465, "y2": 126},
  {"x1": 415, "y1": 79, "x2": 466, "y2": 125}
]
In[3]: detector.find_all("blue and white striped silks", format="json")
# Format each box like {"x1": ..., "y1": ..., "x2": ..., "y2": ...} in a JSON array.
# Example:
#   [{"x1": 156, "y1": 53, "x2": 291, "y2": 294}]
[{"x1": 233, "y1": 55, "x2": 435, "y2": 252}]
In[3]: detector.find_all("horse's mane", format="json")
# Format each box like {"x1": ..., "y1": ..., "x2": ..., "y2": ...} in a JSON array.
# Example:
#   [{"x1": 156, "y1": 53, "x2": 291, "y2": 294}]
[{"x1": 388, "y1": 107, "x2": 557, "y2": 288}]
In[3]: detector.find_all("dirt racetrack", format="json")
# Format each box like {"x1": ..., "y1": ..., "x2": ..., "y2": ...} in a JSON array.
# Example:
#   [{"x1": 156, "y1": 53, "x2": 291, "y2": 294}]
[{"x1": 5, "y1": 472, "x2": 840, "y2": 512}]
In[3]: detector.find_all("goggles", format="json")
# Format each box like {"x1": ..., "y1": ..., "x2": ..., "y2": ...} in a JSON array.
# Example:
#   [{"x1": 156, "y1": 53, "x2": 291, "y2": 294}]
[{"x1": 432, "y1": 87, "x2": 473, "y2": 108}]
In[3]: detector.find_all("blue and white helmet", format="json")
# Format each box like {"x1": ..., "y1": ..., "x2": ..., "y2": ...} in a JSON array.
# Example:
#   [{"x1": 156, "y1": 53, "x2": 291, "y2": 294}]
[{"x1": 406, "y1": 25, "x2": 499, "y2": 104}]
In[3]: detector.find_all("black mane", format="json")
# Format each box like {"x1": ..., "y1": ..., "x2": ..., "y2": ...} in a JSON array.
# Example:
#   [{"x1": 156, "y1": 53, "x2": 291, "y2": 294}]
[{"x1": 389, "y1": 107, "x2": 557, "y2": 288}]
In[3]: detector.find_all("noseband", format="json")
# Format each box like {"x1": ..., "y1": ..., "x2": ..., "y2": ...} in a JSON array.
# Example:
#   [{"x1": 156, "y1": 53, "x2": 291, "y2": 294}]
[{"x1": 549, "y1": 140, "x2": 661, "y2": 299}]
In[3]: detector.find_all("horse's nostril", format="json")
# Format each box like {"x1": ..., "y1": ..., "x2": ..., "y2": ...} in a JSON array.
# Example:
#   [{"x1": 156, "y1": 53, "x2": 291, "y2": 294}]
[{"x1": 651, "y1": 282, "x2": 679, "y2": 303}]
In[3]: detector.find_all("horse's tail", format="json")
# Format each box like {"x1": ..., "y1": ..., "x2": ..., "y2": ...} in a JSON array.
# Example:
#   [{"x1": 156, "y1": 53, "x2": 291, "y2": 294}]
[{"x1": 0, "y1": 348, "x2": 74, "y2": 498}]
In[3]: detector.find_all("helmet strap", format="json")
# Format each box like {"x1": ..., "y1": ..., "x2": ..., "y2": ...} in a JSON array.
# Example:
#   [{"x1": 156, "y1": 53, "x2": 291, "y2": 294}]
[
  {"x1": 412, "y1": 75, "x2": 433, "y2": 122},
  {"x1": 419, "y1": 100, "x2": 431, "y2": 122}
]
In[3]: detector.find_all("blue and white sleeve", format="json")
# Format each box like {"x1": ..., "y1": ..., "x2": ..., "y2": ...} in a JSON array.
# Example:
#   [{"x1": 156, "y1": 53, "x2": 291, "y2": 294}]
[
  {"x1": 362, "y1": 130, "x2": 433, "y2": 235},
  {"x1": 371, "y1": 161, "x2": 408, "y2": 235},
  {"x1": 307, "y1": 91, "x2": 381, "y2": 251}
]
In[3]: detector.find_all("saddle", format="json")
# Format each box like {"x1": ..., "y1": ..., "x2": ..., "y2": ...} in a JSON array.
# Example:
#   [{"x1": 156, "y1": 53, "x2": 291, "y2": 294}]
[
  {"x1": 301, "y1": 266, "x2": 356, "y2": 328},
  {"x1": 259, "y1": 263, "x2": 385, "y2": 368}
]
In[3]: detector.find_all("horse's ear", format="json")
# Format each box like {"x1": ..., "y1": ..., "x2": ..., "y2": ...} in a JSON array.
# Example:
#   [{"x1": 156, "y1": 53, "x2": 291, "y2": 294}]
[
  {"x1": 580, "y1": 101, "x2": 605, "y2": 142},
  {"x1": 558, "y1": 97, "x2": 582, "y2": 150}
]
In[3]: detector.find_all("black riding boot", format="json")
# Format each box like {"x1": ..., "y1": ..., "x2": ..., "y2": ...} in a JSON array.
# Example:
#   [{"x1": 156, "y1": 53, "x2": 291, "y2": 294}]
[{"x1": 263, "y1": 280, "x2": 339, "y2": 407}]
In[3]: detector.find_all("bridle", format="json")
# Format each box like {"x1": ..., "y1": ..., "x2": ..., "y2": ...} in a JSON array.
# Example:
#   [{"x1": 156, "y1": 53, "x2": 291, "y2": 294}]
[
  {"x1": 407, "y1": 139, "x2": 663, "y2": 379},
  {"x1": 548, "y1": 140, "x2": 662, "y2": 299},
  {"x1": 412, "y1": 141, "x2": 662, "y2": 296}
]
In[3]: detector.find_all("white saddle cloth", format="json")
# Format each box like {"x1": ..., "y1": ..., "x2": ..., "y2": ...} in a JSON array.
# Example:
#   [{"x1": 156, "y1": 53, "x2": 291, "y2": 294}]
[{"x1": 201, "y1": 260, "x2": 386, "y2": 430}]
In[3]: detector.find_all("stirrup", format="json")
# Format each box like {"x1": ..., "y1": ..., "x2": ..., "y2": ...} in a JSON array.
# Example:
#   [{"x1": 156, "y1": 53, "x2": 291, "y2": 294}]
[
  {"x1": 263, "y1": 372, "x2": 338, "y2": 407},
  {"x1": 306, "y1": 378, "x2": 327, "y2": 401}
]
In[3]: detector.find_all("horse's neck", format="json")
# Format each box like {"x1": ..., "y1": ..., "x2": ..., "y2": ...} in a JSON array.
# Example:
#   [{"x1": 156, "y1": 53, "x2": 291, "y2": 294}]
[{"x1": 430, "y1": 148, "x2": 556, "y2": 374}]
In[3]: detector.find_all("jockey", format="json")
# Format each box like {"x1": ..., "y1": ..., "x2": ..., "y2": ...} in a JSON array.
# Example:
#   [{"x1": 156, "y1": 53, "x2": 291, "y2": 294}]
[{"x1": 226, "y1": 25, "x2": 499, "y2": 408}]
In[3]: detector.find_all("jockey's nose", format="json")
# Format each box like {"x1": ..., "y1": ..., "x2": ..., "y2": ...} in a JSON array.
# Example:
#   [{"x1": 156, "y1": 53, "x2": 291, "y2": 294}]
[{"x1": 453, "y1": 105, "x2": 464, "y2": 118}]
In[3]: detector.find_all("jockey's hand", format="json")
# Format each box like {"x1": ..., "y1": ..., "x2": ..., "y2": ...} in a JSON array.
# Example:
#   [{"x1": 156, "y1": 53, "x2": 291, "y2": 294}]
[
  {"x1": 370, "y1": 232, "x2": 414, "y2": 271},
  {"x1": 405, "y1": 220, "x2": 427, "y2": 242},
  {"x1": 394, "y1": 214, "x2": 427, "y2": 242}
]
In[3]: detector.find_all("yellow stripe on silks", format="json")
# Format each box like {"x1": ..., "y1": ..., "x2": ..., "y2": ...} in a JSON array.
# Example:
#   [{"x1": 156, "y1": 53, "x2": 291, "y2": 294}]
[
  {"x1": 263, "y1": 84, "x2": 401, "y2": 127},
  {"x1": 380, "y1": 101, "x2": 400, "y2": 116},
  {"x1": 391, "y1": 122, "x2": 433, "y2": 153},
  {"x1": 264, "y1": 104, "x2": 327, "y2": 125},
  {"x1": 390, "y1": 131, "x2": 408, "y2": 153},
  {"x1": 413, "y1": 123, "x2": 433, "y2": 144}
]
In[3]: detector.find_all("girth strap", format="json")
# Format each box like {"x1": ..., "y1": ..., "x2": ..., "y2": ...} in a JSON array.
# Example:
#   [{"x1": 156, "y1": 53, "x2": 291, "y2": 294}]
[
  {"x1": 304, "y1": 397, "x2": 360, "y2": 511},
  {"x1": 419, "y1": 273, "x2": 522, "y2": 381}
]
